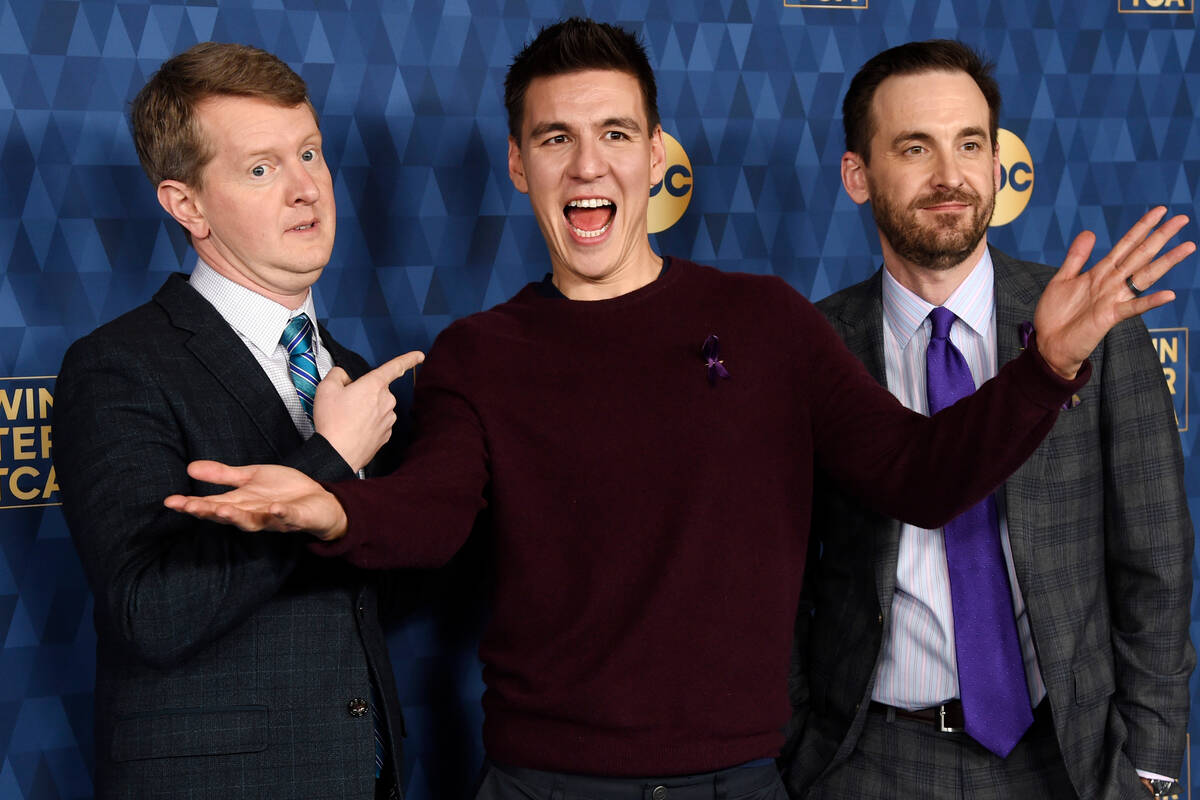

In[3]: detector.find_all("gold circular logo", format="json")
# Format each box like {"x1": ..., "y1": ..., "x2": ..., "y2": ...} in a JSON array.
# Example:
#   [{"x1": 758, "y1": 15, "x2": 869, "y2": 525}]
[
  {"x1": 648, "y1": 131, "x2": 693, "y2": 234},
  {"x1": 991, "y1": 128, "x2": 1034, "y2": 227}
]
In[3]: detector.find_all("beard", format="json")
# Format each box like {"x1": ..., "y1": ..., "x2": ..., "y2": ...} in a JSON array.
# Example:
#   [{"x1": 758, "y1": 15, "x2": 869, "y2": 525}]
[{"x1": 869, "y1": 181, "x2": 994, "y2": 272}]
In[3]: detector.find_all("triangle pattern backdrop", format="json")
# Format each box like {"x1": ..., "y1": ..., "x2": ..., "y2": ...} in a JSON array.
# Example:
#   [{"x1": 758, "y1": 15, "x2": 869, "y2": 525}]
[{"x1": 0, "y1": 0, "x2": 1197, "y2": 797}]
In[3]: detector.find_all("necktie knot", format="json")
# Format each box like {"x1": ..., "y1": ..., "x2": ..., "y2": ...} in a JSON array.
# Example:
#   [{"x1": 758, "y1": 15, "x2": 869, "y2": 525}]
[
  {"x1": 929, "y1": 306, "x2": 956, "y2": 341},
  {"x1": 282, "y1": 313, "x2": 314, "y2": 357}
]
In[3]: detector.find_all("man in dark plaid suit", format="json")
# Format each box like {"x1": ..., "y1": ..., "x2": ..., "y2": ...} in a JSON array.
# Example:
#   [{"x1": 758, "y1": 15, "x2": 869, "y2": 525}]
[
  {"x1": 781, "y1": 40, "x2": 1193, "y2": 800},
  {"x1": 53, "y1": 43, "x2": 421, "y2": 799}
]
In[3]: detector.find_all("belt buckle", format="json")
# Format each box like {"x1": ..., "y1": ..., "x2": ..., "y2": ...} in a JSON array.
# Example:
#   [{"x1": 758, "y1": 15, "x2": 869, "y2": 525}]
[{"x1": 938, "y1": 704, "x2": 963, "y2": 733}]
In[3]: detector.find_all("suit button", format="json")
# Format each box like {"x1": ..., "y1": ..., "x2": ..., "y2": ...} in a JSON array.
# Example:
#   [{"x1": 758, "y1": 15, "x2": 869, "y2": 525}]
[
  {"x1": 348, "y1": 697, "x2": 369, "y2": 717},
  {"x1": 652, "y1": 787, "x2": 667, "y2": 800},
  {"x1": 877, "y1": 614, "x2": 883, "y2": 624}
]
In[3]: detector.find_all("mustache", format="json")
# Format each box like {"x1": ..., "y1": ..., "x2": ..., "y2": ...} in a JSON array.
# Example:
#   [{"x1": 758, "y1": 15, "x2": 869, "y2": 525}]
[{"x1": 912, "y1": 188, "x2": 980, "y2": 210}]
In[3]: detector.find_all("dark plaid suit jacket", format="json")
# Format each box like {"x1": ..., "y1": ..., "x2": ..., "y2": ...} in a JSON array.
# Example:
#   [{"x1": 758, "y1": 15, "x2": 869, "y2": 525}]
[
  {"x1": 54, "y1": 273, "x2": 407, "y2": 799},
  {"x1": 781, "y1": 249, "x2": 1193, "y2": 799}
]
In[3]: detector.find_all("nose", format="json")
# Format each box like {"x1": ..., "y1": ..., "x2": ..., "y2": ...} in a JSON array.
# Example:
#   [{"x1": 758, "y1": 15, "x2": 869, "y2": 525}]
[
  {"x1": 287, "y1": 159, "x2": 322, "y2": 205},
  {"x1": 568, "y1": 137, "x2": 607, "y2": 182},
  {"x1": 930, "y1": 149, "x2": 965, "y2": 191}
]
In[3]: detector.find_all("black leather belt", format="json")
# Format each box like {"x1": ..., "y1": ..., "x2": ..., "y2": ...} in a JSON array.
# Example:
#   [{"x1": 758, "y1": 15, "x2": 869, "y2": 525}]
[{"x1": 869, "y1": 699, "x2": 965, "y2": 732}]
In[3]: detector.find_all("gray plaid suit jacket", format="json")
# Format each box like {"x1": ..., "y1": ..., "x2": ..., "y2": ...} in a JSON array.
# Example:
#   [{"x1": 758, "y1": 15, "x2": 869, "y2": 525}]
[
  {"x1": 54, "y1": 273, "x2": 407, "y2": 799},
  {"x1": 780, "y1": 249, "x2": 1193, "y2": 799}
]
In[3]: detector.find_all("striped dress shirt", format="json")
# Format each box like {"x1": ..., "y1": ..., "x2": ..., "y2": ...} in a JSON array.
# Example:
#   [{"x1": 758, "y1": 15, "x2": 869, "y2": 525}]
[{"x1": 870, "y1": 249, "x2": 1046, "y2": 711}]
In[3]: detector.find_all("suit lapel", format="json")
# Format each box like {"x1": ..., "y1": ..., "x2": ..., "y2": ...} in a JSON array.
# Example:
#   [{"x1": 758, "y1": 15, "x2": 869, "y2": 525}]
[
  {"x1": 320, "y1": 325, "x2": 366, "y2": 381},
  {"x1": 831, "y1": 272, "x2": 889, "y2": 386},
  {"x1": 830, "y1": 271, "x2": 903, "y2": 609},
  {"x1": 992, "y1": 249, "x2": 1042, "y2": 371},
  {"x1": 991, "y1": 248, "x2": 1048, "y2": 579},
  {"x1": 154, "y1": 273, "x2": 302, "y2": 460}
]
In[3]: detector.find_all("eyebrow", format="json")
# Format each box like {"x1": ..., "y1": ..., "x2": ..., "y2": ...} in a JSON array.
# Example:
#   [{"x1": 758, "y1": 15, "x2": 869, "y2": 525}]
[
  {"x1": 235, "y1": 134, "x2": 322, "y2": 161},
  {"x1": 527, "y1": 116, "x2": 643, "y2": 141},
  {"x1": 890, "y1": 126, "x2": 989, "y2": 149},
  {"x1": 600, "y1": 116, "x2": 642, "y2": 132}
]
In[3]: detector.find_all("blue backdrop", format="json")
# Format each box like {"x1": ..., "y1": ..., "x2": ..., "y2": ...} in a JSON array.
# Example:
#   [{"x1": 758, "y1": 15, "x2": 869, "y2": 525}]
[{"x1": 0, "y1": 0, "x2": 1197, "y2": 797}]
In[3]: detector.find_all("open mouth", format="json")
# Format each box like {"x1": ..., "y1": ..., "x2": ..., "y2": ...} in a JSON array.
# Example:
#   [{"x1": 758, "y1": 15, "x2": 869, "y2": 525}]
[
  {"x1": 564, "y1": 198, "x2": 615, "y2": 239},
  {"x1": 289, "y1": 220, "x2": 318, "y2": 232}
]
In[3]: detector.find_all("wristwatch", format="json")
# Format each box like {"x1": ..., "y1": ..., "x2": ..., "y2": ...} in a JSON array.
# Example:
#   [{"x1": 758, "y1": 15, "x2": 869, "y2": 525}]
[{"x1": 1147, "y1": 779, "x2": 1179, "y2": 799}]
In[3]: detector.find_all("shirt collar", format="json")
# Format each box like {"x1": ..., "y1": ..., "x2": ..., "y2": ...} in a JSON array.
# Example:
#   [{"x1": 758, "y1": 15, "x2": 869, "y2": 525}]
[
  {"x1": 187, "y1": 259, "x2": 320, "y2": 355},
  {"x1": 881, "y1": 248, "x2": 994, "y2": 347}
]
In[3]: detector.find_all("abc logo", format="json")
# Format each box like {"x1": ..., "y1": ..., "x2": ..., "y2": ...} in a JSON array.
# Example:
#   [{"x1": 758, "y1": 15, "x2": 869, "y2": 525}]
[
  {"x1": 991, "y1": 128, "x2": 1033, "y2": 227},
  {"x1": 648, "y1": 132, "x2": 693, "y2": 234}
]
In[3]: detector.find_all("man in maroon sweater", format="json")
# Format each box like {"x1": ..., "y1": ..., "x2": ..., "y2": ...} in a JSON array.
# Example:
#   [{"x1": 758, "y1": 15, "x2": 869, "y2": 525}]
[{"x1": 165, "y1": 18, "x2": 1193, "y2": 800}]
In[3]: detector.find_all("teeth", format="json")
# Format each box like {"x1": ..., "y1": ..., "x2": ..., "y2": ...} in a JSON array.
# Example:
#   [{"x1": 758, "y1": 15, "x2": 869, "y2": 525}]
[
  {"x1": 294, "y1": 224, "x2": 312, "y2": 231},
  {"x1": 569, "y1": 219, "x2": 613, "y2": 238},
  {"x1": 567, "y1": 198, "x2": 613, "y2": 209}
]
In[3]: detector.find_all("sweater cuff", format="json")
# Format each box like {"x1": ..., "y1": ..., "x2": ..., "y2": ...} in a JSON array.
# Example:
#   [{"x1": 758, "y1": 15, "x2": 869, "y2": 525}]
[
  {"x1": 1014, "y1": 331, "x2": 1091, "y2": 408},
  {"x1": 304, "y1": 480, "x2": 359, "y2": 558}
]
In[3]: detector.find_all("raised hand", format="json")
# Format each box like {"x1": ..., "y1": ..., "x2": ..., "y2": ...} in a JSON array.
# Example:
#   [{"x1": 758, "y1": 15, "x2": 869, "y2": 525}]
[
  {"x1": 163, "y1": 461, "x2": 349, "y2": 540},
  {"x1": 1034, "y1": 207, "x2": 1194, "y2": 378},
  {"x1": 314, "y1": 350, "x2": 424, "y2": 471}
]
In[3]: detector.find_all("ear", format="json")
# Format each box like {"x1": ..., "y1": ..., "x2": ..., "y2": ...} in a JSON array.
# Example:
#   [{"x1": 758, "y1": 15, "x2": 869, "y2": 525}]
[
  {"x1": 157, "y1": 180, "x2": 211, "y2": 240},
  {"x1": 649, "y1": 125, "x2": 667, "y2": 187},
  {"x1": 992, "y1": 142, "x2": 1002, "y2": 193},
  {"x1": 507, "y1": 136, "x2": 529, "y2": 195},
  {"x1": 841, "y1": 152, "x2": 870, "y2": 206}
]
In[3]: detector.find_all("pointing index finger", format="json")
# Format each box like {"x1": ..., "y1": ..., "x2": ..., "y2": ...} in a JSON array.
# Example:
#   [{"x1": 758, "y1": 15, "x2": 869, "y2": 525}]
[{"x1": 369, "y1": 350, "x2": 426, "y2": 384}]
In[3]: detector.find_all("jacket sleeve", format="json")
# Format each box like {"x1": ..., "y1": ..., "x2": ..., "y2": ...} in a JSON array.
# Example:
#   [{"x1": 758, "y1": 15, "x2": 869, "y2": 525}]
[
  {"x1": 53, "y1": 333, "x2": 357, "y2": 669},
  {"x1": 1098, "y1": 318, "x2": 1194, "y2": 777}
]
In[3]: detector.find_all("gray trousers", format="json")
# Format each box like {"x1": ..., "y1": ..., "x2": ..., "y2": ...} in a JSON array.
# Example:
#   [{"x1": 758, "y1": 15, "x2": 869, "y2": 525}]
[
  {"x1": 805, "y1": 701, "x2": 1077, "y2": 800},
  {"x1": 475, "y1": 760, "x2": 788, "y2": 800}
]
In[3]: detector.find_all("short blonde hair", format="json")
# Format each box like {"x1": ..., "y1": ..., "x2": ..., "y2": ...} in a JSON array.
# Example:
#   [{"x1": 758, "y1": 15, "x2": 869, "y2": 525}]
[{"x1": 131, "y1": 42, "x2": 314, "y2": 188}]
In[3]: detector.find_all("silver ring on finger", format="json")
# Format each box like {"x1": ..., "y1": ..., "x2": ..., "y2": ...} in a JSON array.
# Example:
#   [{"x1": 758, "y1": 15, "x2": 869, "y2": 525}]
[{"x1": 1125, "y1": 274, "x2": 1144, "y2": 297}]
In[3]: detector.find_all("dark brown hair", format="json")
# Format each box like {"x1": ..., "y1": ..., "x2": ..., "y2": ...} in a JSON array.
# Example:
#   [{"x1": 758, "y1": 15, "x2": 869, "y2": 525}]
[
  {"x1": 504, "y1": 18, "x2": 660, "y2": 140},
  {"x1": 843, "y1": 39, "x2": 1000, "y2": 163}
]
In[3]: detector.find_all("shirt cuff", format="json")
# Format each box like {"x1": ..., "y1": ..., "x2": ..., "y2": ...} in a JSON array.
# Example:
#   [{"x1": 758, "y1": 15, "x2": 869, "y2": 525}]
[{"x1": 1136, "y1": 768, "x2": 1176, "y2": 782}]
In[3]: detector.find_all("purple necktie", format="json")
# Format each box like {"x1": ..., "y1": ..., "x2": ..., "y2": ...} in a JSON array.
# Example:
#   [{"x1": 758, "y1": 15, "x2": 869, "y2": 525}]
[{"x1": 926, "y1": 306, "x2": 1032, "y2": 758}]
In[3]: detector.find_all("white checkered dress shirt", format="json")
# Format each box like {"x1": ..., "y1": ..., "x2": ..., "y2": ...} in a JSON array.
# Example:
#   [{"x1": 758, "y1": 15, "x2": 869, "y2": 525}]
[{"x1": 188, "y1": 260, "x2": 333, "y2": 439}]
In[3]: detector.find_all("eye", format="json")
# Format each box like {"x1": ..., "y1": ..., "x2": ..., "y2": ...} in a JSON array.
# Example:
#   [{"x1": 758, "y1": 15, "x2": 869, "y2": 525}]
[
  {"x1": 604, "y1": 130, "x2": 629, "y2": 141},
  {"x1": 301, "y1": 149, "x2": 317, "y2": 162},
  {"x1": 904, "y1": 145, "x2": 925, "y2": 156},
  {"x1": 251, "y1": 164, "x2": 267, "y2": 177},
  {"x1": 544, "y1": 134, "x2": 568, "y2": 145},
  {"x1": 962, "y1": 141, "x2": 980, "y2": 152}
]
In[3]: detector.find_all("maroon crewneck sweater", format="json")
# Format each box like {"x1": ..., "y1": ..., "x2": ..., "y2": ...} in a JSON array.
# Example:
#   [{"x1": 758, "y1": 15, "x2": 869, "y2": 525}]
[{"x1": 322, "y1": 258, "x2": 1087, "y2": 776}]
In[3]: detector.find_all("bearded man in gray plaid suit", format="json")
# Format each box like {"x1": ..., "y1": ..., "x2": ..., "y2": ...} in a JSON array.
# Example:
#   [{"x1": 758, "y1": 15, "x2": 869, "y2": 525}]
[
  {"x1": 782, "y1": 40, "x2": 1193, "y2": 800},
  {"x1": 53, "y1": 43, "x2": 421, "y2": 799}
]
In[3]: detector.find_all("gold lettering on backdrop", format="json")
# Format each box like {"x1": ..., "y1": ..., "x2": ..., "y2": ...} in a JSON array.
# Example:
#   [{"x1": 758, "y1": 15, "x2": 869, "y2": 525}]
[
  {"x1": 782, "y1": 0, "x2": 867, "y2": 8},
  {"x1": 0, "y1": 377, "x2": 58, "y2": 509},
  {"x1": 1119, "y1": 0, "x2": 1193, "y2": 13},
  {"x1": 1150, "y1": 329, "x2": 1189, "y2": 432}
]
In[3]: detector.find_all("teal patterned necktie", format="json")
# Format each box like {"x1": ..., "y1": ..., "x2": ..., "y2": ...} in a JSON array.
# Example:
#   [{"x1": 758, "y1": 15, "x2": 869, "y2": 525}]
[{"x1": 281, "y1": 313, "x2": 319, "y2": 418}]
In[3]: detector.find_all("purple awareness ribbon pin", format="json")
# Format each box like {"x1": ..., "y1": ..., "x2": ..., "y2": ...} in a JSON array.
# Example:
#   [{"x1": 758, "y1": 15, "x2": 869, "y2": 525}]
[{"x1": 702, "y1": 335, "x2": 730, "y2": 385}]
